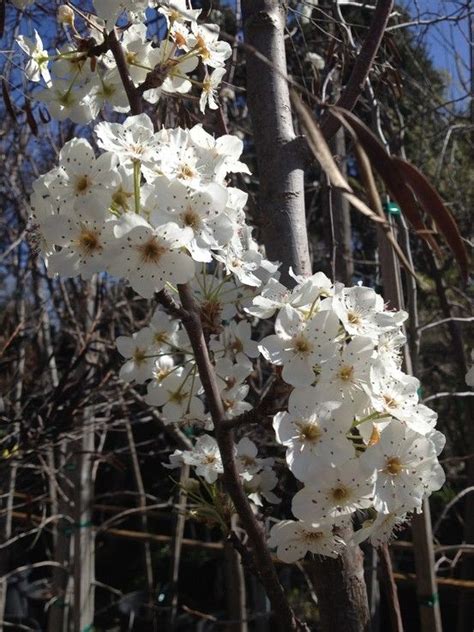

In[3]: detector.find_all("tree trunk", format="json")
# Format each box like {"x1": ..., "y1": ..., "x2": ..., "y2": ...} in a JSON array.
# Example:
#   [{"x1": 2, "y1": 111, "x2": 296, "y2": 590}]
[
  {"x1": 242, "y1": 3, "x2": 371, "y2": 631},
  {"x1": 308, "y1": 526, "x2": 370, "y2": 632},
  {"x1": 242, "y1": 0, "x2": 311, "y2": 286}
]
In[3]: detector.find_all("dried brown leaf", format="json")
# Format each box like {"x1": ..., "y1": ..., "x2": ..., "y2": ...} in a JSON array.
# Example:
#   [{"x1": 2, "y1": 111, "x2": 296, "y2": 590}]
[
  {"x1": 23, "y1": 100, "x2": 38, "y2": 136},
  {"x1": 2, "y1": 78, "x2": 17, "y2": 122},
  {"x1": 392, "y1": 158, "x2": 469, "y2": 281},
  {"x1": 330, "y1": 107, "x2": 441, "y2": 255},
  {"x1": 290, "y1": 91, "x2": 418, "y2": 279}
]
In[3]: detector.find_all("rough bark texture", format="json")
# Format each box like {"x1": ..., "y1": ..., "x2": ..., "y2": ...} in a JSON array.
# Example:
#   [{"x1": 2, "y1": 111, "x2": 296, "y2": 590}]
[
  {"x1": 242, "y1": 3, "x2": 371, "y2": 631},
  {"x1": 242, "y1": 0, "x2": 311, "y2": 286},
  {"x1": 308, "y1": 528, "x2": 371, "y2": 632}
]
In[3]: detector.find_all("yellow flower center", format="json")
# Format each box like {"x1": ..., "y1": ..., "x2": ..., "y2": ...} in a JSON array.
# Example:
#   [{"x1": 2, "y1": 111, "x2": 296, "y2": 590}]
[
  {"x1": 347, "y1": 311, "x2": 361, "y2": 325},
  {"x1": 196, "y1": 35, "x2": 210, "y2": 60},
  {"x1": 113, "y1": 188, "x2": 133, "y2": 210},
  {"x1": 169, "y1": 390, "x2": 188, "y2": 404},
  {"x1": 385, "y1": 456, "x2": 402, "y2": 476},
  {"x1": 77, "y1": 227, "x2": 101, "y2": 255},
  {"x1": 136, "y1": 237, "x2": 167, "y2": 264},
  {"x1": 240, "y1": 455, "x2": 256, "y2": 467},
  {"x1": 178, "y1": 164, "x2": 197, "y2": 180},
  {"x1": 183, "y1": 207, "x2": 201, "y2": 229},
  {"x1": 338, "y1": 365, "x2": 354, "y2": 382},
  {"x1": 331, "y1": 485, "x2": 350, "y2": 503},
  {"x1": 154, "y1": 331, "x2": 169, "y2": 345},
  {"x1": 133, "y1": 348, "x2": 147, "y2": 365},
  {"x1": 75, "y1": 174, "x2": 92, "y2": 194},
  {"x1": 302, "y1": 530, "x2": 324, "y2": 543},
  {"x1": 383, "y1": 394, "x2": 398, "y2": 409},
  {"x1": 296, "y1": 421, "x2": 322, "y2": 443},
  {"x1": 293, "y1": 334, "x2": 312, "y2": 355}
]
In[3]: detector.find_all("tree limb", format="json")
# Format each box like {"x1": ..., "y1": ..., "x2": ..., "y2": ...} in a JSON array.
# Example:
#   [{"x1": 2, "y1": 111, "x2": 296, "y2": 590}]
[{"x1": 320, "y1": 0, "x2": 394, "y2": 141}]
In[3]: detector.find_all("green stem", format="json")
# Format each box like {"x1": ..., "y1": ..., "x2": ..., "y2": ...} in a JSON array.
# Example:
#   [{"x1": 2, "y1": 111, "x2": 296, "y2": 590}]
[
  {"x1": 133, "y1": 160, "x2": 141, "y2": 213},
  {"x1": 352, "y1": 411, "x2": 392, "y2": 427}
]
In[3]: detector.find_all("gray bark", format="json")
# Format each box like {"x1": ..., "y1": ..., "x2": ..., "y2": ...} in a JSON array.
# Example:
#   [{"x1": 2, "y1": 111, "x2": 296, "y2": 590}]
[
  {"x1": 242, "y1": 3, "x2": 371, "y2": 631},
  {"x1": 242, "y1": 0, "x2": 311, "y2": 286},
  {"x1": 308, "y1": 527, "x2": 371, "y2": 632}
]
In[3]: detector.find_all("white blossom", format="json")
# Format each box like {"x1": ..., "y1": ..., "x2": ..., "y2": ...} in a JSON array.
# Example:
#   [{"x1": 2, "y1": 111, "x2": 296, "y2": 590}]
[
  {"x1": 186, "y1": 23, "x2": 232, "y2": 69},
  {"x1": 17, "y1": 31, "x2": 51, "y2": 83},
  {"x1": 176, "y1": 435, "x2": 224, "y2": 483},
  {"x1": 259, "y1": 305, "x2": 340, "y2": 387},
  {"x1": 246, "y1": 469, "x2": 280, "y2": 506},
  {"x1": 200, "y1": 67, "x2": 226, "y2": 113},
  {"x1": 274, "y1": 394, "x2": 354, "y2": 482},
  {"x1": 48, "y1": 139, "x2": 119, "y2": 219},
  {"x1": 292, "y1": 460, "x2": 375, "y2": 523},
  {"x1": 359, "y1": 420, "x2": 445, "y2": 513},
  {"x1": 352, "y1": 512, "x2": 408, "y2": 547},
  {"x1": 268, "y1": 520, "x2": 344, "y2": 563},
  {"x1": 107, "y1": 214, "x2": 195, "y2": 298},
  {"x1": 314, "y1": 336, "x2": 374, "y2": 407},
  {"x1": 116, "y1": 327, "x2": 156, "y2": 383}
]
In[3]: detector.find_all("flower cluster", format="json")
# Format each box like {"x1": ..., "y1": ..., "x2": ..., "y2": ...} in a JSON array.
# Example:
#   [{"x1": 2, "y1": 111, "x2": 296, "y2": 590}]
[
  {"x1": 256, "y1": 279, "x2": 445, "y2": 560},
  {"x1": 30, "y1": 113, "x2": 272, "y2": 300},
  {"x1": 16, "y1": 1, "x2": 231, "y2": 122},
  {"x1": 114, "y1": 282, "x2": 261, "y2": 421},
  {"x1": 166, "y1": 435, "x2": 279, "y2": 506},
  {"x1": 26, "y1": 39, "x2": 446, "y2": 564}
]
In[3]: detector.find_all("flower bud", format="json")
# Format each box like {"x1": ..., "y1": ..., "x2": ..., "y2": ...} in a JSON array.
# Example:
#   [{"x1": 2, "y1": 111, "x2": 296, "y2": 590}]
[
  {"x1": 57, "y1": 5, "x2": 75, "y2": 26},
  {"x1": 183, "y1": 479, "x2": 201, "y2": 494},
  {"x1": 305, "y1": 52, "x2": 325, "y2": 70}
]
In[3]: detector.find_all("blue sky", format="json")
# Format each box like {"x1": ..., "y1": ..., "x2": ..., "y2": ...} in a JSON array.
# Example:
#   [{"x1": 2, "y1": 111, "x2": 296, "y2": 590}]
[
  {"x1": 397, "y1": 0, "x2": 470, "y2": 105},
  {"x1": 5, "y1": 0, "x2": 470, "y2": 111}
]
